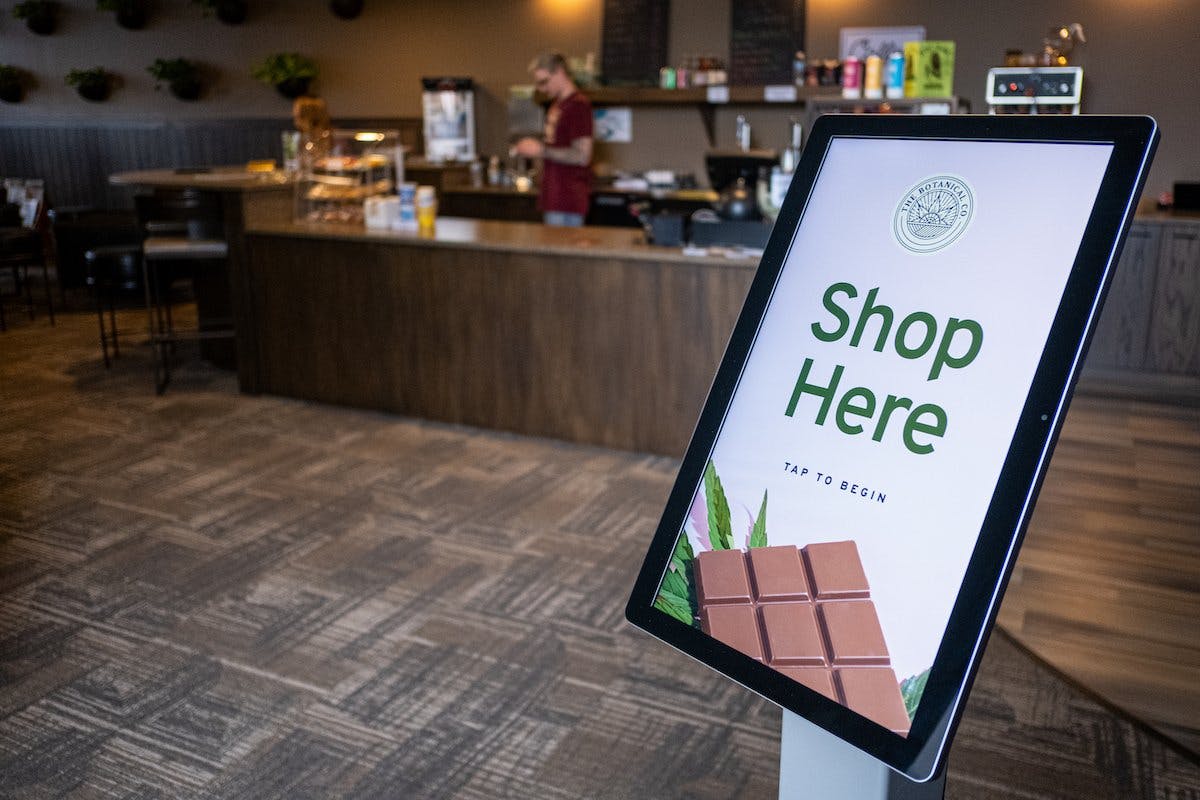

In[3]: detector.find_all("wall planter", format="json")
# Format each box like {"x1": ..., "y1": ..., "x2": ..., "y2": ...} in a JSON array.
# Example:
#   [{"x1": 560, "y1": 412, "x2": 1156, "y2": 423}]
[
  {"x1": 12, "y1": 1, "x2": 58, "y2": 35},
  {"x1": 252, "y1": 53, "x2": 318, "y2": 100},
  {"x1": 0, "y1": 66, "x2": 28, "y2": 103},
  {"x1": 193, "y1": 0, "x2": 247, "y2": 25},
  {"x1": 97, "y1": 0, "x2": 149, "y2": 30},
  {"x1": 330, "y1": 0, "x2": 363, "y2": 20},
  {"x1": 66, "y1": 67, "x2": 114, "y2": 102},
  {"x1": 148, "y1": 58, "x2": 203, "y2": 101}
]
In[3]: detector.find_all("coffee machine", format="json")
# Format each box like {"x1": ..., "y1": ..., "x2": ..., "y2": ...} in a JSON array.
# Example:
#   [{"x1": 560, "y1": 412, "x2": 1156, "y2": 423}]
[{"x1": 689, "y1": 149, "x2": 779, "y2": 248}]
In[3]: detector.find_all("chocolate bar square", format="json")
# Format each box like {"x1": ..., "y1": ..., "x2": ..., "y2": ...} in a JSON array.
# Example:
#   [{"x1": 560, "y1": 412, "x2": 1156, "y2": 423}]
[
  {"x1": 803, "y1": 541, "x2": 870, "y2": 600},
  {"x1": 819, "y1": 600, "x2": 890, "y2": 666},
  {"x1": 747, "y1": 545, "x2": 810, "y2": 602},
  {"x1": 701, "y1": 603, "x2": 764, "y2": 661},
  {"x1": 695, "y1": 548, "x2": 753, "y2": 605},
  {"x1": 836, "y1": 668, "x2": 912, "y2": 734},
  {"x1": 759, "y1": 602, "x2": 825, "y2": 666}
]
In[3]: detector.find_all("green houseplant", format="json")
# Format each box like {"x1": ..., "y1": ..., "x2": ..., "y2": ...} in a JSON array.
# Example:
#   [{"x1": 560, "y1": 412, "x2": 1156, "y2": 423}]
[
  {"x1": 148, "y1": 58, "x2": 202, "y2": 101},
  {"x1": 12, "y1": 1, "x2": 58, "y2": 35},
  {"x1": 191, "y1": 0, "x2": 247, "y2": 25},
  {"x1": 252, "y1": 52, "x2": 318, "y2": 99},
  {"x1": 66, "y1": 67, "x2": 113, "y2": 102},
  {"x1": 97, "y1": 0, "x2": 149, "y2": 30},
  {"x1": 0, "y1": 65, "x2": 28, "y2": 103}
]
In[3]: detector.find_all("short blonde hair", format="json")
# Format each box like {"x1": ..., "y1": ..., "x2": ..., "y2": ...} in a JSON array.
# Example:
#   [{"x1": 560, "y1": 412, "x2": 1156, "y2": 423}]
[{"x1": 528, "y1": 52, "x2": 569, "y2": 75}]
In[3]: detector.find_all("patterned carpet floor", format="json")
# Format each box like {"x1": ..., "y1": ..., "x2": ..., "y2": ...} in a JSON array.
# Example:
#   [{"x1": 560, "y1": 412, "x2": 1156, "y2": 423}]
[{"x1": 1, "y1": 306, "x2": 1197, "y2": 798}]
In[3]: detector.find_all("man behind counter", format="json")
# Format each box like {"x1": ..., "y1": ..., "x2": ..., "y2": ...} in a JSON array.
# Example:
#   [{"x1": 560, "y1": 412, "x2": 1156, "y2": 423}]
[{"x1": 513, "y1": 52, "x2": 593, "y2": 227}]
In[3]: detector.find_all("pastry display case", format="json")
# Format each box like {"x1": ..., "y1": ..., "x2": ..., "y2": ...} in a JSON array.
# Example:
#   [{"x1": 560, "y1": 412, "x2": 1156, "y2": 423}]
[{"x1": 295, "y1": 129, "x2": 403, "y2": 224}]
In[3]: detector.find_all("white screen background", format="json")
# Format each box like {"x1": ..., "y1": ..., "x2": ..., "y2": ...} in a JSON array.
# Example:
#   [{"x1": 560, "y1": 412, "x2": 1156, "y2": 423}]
[{"x1": 688, "y1": 137, "x2": 1114, "y2": 681}]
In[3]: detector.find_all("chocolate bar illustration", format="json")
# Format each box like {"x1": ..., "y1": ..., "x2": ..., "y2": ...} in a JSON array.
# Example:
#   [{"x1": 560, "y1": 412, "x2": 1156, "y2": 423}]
[{"x1": 695, "y1": 541, "x2": 911, "y2": 735}]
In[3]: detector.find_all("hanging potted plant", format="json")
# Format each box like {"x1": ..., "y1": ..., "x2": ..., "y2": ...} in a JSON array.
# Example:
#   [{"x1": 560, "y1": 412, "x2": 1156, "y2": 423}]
[
  {"x1": 252, "y1": 53, "x2": 318, "y2": 100},
  {"x1": 97, "y1": 0, "x2": 149, "y2": 30},
  {"x1": 0, "y1": 65, "x2": 29, "y2": 103},
  {"x1": 148, "y1": 58, "x2": 203, "y2": 101},
  {"x1": 329, "y1": 0, "x2": 363, "y2": 20},
  {"x1": 191, "y1": 0, "x2": 247, "y2": 25},
  {"x1": 12, "y1": 1, "x2": 58, "y2": 35},
  {"x1": 66, "y1": 67, "x2": 114, "y2": 102}
]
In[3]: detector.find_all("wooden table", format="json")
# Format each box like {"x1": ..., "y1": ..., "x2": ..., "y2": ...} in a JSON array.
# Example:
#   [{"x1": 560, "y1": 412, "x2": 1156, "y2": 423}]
[{"x1": 108, "y1": 168, "x2": 293, "y2": 389}]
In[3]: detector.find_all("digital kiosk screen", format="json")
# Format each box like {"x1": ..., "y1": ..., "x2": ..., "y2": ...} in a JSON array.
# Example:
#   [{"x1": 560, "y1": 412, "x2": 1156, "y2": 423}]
[{"x1": 651, "y1": 136, "x2": 1115, "y2": 735}]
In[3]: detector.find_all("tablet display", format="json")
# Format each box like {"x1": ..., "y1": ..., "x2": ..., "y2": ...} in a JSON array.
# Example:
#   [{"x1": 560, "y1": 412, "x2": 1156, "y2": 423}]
[{"x1": 626, "y1": 116, "x2": 1158, "y2": 781}]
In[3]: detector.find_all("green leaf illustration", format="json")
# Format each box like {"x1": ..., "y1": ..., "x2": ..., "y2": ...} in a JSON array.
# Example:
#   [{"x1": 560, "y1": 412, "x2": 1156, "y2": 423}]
[
  {"x1": 670, "y1": 530, "x2": 695, "y2": 573},
  {"x1": 654, "y1": 589, "x2": 694, "y2": 624},
  {"x1": 749, "y1": 489, "x2": 768, "y2": 548},
  {"x1": 900, "y1": 667, "x2": 931, "y2": 720},
  {"x1": 661, "y1": 566, "x2": 688, "y2": 599},
  {"x1": 704, "y1": 460, "x2": 733, "y2": 550}
]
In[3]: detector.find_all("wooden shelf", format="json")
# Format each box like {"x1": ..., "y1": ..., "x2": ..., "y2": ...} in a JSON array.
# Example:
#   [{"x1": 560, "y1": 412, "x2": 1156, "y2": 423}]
[
  {"x1": 583, "y1": 85, "x2": 842, "y2": 106},
  {"x1": 805, "y1": 95, "x2": 968, "y2": 111},
  {"x1": 581, "y1": 85, "x2": 842, "y2": 145}
]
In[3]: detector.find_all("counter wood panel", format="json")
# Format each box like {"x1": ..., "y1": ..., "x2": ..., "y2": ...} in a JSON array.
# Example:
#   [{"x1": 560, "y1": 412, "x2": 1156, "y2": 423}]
[
  {"x1": 1146, "y1": 223, "x2": 1200, "y2": 374},
  {"x1": 244, "y1": 232, "x2": 755, "y2": 455},
  {"x1": 1086, "y1": 224, "x2": 1161, "y2": 370}
]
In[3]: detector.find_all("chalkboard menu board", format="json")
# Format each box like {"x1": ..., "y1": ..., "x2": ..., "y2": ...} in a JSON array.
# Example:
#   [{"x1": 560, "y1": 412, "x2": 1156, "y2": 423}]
[
  {"x1": 730, "y1": 0, "x2": 805, "y2": 85},
  {"x1": 601, "y1": 0, "x2": 669, "y2": 86}
]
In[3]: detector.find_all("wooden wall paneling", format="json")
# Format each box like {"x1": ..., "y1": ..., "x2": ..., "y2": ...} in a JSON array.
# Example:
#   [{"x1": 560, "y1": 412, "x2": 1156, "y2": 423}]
[
  {"x1": 1086, "y1": 222, "x2": 1161, "y2": 370},
  {"x1": 1, "y1": 126, "x2": 100, "y2": 209},
  {"x1": 1147, "y1": 222, "x2": 1200, "y2": 374},
  {"x1": 97, "y1": 124, "x2": 173, "y2": 207}
]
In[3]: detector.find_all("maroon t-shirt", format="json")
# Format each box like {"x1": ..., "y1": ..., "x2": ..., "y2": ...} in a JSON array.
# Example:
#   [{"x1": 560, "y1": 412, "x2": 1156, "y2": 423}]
[{"x1": 540, "y1": 92, "x2": 593, "y2": 216}]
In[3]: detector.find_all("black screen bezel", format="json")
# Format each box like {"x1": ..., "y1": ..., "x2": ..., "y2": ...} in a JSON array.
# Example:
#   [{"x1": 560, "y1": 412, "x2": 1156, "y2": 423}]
[{"x1": 624, "y1": 114, "x2": 1158, "y2": 782}]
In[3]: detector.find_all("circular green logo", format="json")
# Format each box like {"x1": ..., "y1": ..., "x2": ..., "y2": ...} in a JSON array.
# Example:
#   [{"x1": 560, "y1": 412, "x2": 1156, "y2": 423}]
[{"x1": 894, "y1": 175, "x2": 974, "y2": 254}]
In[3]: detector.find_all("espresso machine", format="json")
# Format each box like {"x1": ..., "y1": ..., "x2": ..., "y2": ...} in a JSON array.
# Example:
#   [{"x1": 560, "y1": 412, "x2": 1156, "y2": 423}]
[{"x1": 688, "y1": 149, "x2": 779, "y2": 248}]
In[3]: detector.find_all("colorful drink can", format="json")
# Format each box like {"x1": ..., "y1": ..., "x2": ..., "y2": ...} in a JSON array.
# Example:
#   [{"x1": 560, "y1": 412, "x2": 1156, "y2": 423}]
[
  {"x1": 885, "y1": 52, "x2": 905, "y2": 98},
  {"x1": 841, "y1": 57, "x2": 862, "y2": 99},
  {"x1": 864, "y1": 55, "x2": 883, "y2": 99}
]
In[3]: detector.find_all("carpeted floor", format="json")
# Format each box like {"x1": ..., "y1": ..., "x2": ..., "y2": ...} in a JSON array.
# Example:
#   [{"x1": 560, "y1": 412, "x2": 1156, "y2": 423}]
[{"x1": 1, "y1": 306, "x2": 1197, "y2": 798}]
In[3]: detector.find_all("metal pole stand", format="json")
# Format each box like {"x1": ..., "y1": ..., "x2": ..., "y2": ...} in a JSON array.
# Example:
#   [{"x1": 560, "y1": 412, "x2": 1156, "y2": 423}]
[{"x1": 779, "y1": 711, "x2": 946, "y2": 800}]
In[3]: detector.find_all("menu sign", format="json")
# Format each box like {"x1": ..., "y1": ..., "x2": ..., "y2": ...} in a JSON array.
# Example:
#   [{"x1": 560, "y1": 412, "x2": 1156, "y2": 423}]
[
  {"x1": 652, "y1": 136, "x2": 1114, "y2": 734},
  {"x1": 601, "y1": 0, "x2": 669, "y2": 87},
  {"x1": 730, "y1": 0, "x2": 805, "y2": 85}
]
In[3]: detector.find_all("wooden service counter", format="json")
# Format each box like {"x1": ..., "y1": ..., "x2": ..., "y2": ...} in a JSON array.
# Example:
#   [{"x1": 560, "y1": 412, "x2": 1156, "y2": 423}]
[{"x1": 241, "y1": 218, "x2": 757, "y2": 456}]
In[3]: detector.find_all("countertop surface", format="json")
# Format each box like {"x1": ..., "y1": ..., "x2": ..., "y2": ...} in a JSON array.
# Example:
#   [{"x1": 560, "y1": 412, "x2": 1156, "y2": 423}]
[
  {"x1": 109, "y1": 168, "x2": 294, "y2": 192},
  {"x1": 246, "y1": 217, "x2": 761, "y2": 267}
]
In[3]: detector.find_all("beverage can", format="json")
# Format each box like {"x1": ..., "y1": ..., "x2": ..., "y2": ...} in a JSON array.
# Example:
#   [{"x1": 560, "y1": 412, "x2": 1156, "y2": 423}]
[
  {"x1": 864, "y1": 55, "x2": 883, "y2": 99},
  {"x1": 792, "y1": 51, "x2": 807, "y2": 87},
  {"x1": 416, "y1": 185, "x2": 437, "y2": 232},
  {"x1": 842, "y1": 57, "x2": 862, "y2": 99},
  {"x1": 395, "y1": 182, "x2": 418, "y2": 230},
  {"x1": 885, "y1": 52, "x2": 905, "y2": 98}
]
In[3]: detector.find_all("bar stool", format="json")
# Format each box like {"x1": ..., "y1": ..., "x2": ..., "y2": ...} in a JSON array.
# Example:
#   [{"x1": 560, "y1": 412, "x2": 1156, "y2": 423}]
[
  {"x1": 136, "y1": 190, "x2": 232, "y2": 394},
  {"x1": 82, "y1": 244, "x2": 140, "y2": 368}
]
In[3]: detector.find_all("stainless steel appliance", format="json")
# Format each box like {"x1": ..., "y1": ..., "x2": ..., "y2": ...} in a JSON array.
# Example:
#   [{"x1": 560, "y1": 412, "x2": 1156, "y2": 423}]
[
  {"x1": 421, "y1": 77, "x2": 476, "y2": 161},
  {"x1": 986, "y1": 66, "x2": 1083, "y2": 114}
]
